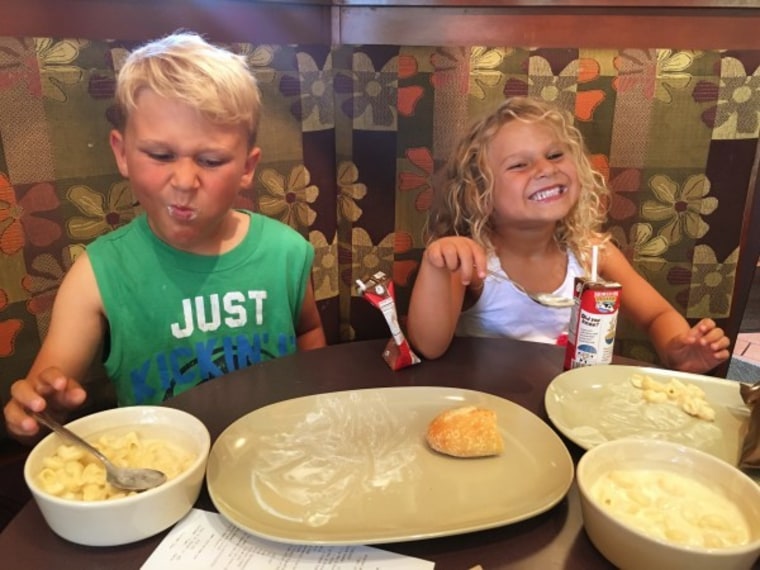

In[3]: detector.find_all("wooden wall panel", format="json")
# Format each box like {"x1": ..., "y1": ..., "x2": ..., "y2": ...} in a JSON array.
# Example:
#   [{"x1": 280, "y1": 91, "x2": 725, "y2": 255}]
[
  {"x1": 337, "y1": 7, "x2": 759, "y2": 49},
  {"x1": 1, "y1": 0, "x2": 333, "y2": 44}
]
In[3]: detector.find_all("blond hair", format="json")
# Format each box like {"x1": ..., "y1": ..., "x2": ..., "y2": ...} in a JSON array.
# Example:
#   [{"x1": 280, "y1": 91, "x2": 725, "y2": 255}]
[
  {"x1": 427, "y1": 96, "x2": 610, "y2": 271},
  {"x1": 113, "y1": 31, "x2": 261, "y2": 147}
]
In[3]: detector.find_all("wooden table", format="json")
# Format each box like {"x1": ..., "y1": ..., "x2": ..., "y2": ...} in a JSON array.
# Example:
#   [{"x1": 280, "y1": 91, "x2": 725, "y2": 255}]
[{"x1": 0, "y1": 337, "x2": 638, "y2": 569}]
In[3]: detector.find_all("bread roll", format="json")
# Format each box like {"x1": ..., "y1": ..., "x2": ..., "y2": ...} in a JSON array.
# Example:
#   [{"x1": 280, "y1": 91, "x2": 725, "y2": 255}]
[{"x1": 425, "y1": 405, "x2": 503, "y2": 457}]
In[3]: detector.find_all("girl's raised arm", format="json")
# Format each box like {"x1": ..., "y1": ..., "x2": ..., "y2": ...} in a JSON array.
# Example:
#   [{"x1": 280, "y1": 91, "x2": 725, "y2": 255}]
[
  {"x1": 407, "y1": 236, "x2": 487, "y2": 359},
  {"x1": 599, "y1": 243, "x2": 729, "y2": 372}
]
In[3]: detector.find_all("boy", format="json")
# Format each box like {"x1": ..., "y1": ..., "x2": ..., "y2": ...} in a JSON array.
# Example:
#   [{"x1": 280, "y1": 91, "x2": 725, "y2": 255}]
[{"x1": 5, "y1": 32, "x2": 325, "y2": 439}]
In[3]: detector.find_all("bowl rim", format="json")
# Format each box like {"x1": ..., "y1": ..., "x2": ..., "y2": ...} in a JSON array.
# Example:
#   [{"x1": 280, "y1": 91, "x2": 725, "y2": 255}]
[
  {"x1": 577, "y1": 438, "x2": 760, "y2": 556},
  {"x1": 24, "y1": 405, "x2": 210, "y2": 507}
]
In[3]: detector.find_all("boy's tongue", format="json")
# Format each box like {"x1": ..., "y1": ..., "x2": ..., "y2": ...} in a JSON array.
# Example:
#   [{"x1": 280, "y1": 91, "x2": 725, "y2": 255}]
[{"x1": 168, "y1": 204, "x2": 198, "y2": 221}]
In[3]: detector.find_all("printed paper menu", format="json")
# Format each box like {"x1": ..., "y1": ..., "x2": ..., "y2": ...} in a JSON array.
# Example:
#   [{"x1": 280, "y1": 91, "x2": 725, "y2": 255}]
[{"x1": 141, "y1": 509, "x2": 435, "y2": 570}]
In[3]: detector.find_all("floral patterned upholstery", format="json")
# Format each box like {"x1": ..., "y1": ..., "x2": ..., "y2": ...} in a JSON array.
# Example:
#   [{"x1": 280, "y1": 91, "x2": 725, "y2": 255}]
[{"x1": 1, "y1": 39, "x2": 758, "y2": 441}]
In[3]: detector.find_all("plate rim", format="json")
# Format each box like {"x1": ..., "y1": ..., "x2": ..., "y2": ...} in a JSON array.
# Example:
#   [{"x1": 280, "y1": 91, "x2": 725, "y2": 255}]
[
  {"x1": 206, "y1": 385, "x2": 574, "y2": 545},
  {"x1": 544, "y1": 364, "x2": 747, "y2": 452}
]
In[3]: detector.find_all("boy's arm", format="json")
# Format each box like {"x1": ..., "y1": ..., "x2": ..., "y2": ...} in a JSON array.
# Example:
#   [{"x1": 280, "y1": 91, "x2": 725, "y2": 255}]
[
  {"x1": 4, "y1": 252, "x2": 106, "y2": 439},
  {"x1": 600, "y1": 243, "x2": 729, "y2": 372},
  {"x1": 406, "y1": 237, "x2": 487, "y2": 360},
  {"x1": 295, "y1": 281, "x2": 326, "y2": 350}
]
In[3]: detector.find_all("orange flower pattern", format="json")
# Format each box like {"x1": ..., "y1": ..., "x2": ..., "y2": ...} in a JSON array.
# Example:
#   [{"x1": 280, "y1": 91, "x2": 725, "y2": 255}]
[
  {"x1": 398, "y1": 147, "x2": 434, "y2": 214},
  {"x1": 0, "y1": 288, "x2": 23, "y2": 357},
  {"x1": 0, "y1": 174, "x2": 23, "y2": 255}
]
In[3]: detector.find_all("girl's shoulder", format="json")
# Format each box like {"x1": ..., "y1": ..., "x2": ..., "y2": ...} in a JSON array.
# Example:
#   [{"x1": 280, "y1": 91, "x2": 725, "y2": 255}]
[
  {"x1": 566, "y1": 233, "x2": 615, "y2": 275},
  {"x1": 598, "y1": 241, "x2": 637, "y2": 281}
]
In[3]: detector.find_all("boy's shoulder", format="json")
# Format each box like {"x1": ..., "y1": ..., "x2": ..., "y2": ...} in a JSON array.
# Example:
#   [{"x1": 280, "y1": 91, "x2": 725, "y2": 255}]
[
  {"x1": 88, "y1": 214, "x2": 147, "y2": 249},
  {"x1": 248, "y1": 211, "x2": 309, "y2": 244},
  {"x1": 244, "y1": 212, "x2": 313, "y2": 266}
]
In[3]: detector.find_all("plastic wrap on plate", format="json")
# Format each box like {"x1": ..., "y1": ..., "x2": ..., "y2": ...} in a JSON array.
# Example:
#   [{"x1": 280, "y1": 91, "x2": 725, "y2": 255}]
[
  {"x1": 356, "y1": 272, "x2": 421, "y2": 371},
  {"x1": 739, "y1": 382, "x2": 760, "y2": 469}
]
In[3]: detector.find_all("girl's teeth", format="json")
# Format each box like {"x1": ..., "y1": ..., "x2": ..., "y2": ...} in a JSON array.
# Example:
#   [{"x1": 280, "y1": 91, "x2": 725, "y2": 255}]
[{"x1": 531, "y1": 186, "x2": 564, "y2": 201}]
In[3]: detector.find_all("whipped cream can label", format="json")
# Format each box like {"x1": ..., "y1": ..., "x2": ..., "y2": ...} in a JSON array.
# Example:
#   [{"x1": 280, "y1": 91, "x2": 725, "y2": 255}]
[{"x1": 563, "y1": 278, "x2": 621, "y2": 370}]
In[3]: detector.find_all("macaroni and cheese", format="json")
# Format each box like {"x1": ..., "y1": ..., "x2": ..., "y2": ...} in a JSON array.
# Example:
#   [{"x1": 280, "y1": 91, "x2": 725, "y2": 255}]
[
  {"x1": 591, "y1": 468, "x2": 750, "y2": 549},
  {"x1": 630, "y1": 373, "x2": 715, "y2": 421},
  {"x1": 37, "y1": 431, "x2": 195, "y2": 501}
]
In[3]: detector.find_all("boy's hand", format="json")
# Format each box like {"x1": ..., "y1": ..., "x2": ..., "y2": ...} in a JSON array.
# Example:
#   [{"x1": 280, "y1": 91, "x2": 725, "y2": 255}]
[
  {"x1": 4, "y1": 367, "x2": 87, "y2": 438},
  {"x1": 424, "y1": 236, "x2": 488, "y2": 285},
  {"x1": 666, "y1": 318, "x2": 731, "y2": 374}
]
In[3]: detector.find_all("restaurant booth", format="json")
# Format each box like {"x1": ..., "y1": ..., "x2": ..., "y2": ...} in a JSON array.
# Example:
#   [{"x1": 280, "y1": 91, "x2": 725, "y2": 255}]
[{"x1": 0, "y1": 0, "x2": 759, "y2": 529}]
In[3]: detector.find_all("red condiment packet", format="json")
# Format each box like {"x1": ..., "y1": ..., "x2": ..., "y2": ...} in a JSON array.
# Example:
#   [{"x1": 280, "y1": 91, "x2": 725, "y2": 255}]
[{"x1": 356, "y1": 272, "x2": 421, "y2": 371}]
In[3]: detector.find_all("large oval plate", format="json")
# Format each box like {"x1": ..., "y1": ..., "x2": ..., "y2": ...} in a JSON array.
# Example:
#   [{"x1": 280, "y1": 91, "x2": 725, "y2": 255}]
[
  {"x1": 545, "y1": 364, "x2": 749, "y2": 467},
  {"x1": 207, "y1": 386, "x2": 573, "y2": 545}
]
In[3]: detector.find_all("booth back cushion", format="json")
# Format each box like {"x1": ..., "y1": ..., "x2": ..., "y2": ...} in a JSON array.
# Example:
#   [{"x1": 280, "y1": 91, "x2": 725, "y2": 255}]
[{"x1": 1, "y1": 39, "x2": 758, "y2": 440}]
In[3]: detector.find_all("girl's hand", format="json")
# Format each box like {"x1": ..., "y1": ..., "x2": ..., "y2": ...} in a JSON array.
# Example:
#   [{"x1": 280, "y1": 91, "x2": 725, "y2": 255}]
[
  {"x1": 424, "y1": 236, "x2": 488, "y2": 285},
  {"x1": 4, "y1": 367, "x2": 87, "y2": 438},
  {"x1": 665, "y1": 318, "x2": 731, "y2": 374}
]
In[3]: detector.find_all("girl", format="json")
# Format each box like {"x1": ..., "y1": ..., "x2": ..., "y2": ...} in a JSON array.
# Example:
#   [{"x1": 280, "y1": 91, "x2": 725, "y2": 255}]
[{"x1": 406, "y1": 96, "x2": 729, "y2": 374}]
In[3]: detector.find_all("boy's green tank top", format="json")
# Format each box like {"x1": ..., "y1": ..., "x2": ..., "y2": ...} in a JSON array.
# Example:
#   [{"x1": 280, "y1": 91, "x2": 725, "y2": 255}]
[{"x1": 87, "y1": 211, "x2": 313, "y2": 406}]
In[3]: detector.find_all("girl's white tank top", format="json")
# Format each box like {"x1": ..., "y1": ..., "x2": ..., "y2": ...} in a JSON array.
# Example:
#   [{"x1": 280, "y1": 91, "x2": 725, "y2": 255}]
[{"x1": 455, "y1": 250, "x2": 583, "y2": 345}]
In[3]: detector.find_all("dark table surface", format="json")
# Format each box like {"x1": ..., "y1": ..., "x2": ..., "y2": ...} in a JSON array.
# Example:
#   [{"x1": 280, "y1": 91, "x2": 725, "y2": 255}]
[{"x1": 1, "y1": 337, "x2": 642, "y2": 569}]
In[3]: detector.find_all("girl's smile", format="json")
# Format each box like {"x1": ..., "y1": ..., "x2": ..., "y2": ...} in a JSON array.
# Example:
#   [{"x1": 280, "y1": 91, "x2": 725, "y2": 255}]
[{"x1": 529, "y1": 185, "x2": 568, "y2": 202}]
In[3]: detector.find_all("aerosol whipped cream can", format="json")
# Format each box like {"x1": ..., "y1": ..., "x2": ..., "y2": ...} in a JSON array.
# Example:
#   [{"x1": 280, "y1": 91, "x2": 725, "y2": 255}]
[{"x1": 563, "y1": 278, "x2": 622, "y2": 370}]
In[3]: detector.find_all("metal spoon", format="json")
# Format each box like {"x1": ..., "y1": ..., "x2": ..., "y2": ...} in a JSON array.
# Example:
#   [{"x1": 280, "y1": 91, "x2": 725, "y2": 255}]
[
  {"x1": 486, "y1": 270, "x2": 575, "y2": 308},
  {"x1": 32, "y1": 410, "x2": 167, "y2": 492}
]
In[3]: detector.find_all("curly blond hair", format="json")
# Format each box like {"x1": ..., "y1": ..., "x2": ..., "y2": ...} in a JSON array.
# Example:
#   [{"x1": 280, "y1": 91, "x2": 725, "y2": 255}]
[
  {"x1": 113, "y1": 31, "x2": 261, "y2": 148},
  {"x1": 426, "y1": 96, "x2": 610, "y2": 271}
]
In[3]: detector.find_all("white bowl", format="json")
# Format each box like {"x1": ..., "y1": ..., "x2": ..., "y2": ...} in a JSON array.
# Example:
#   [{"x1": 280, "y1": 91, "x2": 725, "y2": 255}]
[
  {"x1": 577, "y1": 439, "x2": 760, "y2": 570},
  {"x1": 24, "y1": 405, "x2": 210, "y2": 546}
]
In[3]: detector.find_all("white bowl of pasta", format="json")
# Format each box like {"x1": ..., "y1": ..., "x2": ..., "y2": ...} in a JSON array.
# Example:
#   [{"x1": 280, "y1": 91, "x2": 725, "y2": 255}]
[
  {"x1": 24, "y1": 405, "x2": 210, "y2": 546},
  {"x1": 576, "y1": 438, "x2": 760, "y2": 570}
]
